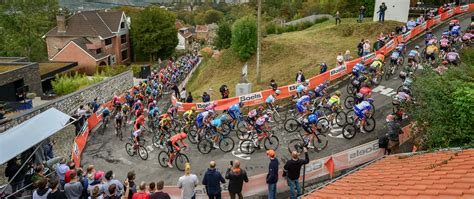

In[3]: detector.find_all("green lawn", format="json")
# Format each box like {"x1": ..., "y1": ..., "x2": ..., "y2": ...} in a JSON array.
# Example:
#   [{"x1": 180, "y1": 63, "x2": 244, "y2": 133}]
[{"x1": 187, "y1": 18, "x2": 403, "y2": 100}]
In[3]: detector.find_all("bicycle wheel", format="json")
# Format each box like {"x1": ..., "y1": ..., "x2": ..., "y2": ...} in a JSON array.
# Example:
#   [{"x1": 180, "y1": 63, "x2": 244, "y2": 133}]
[
  {"x1": 187, "y1": 129, "x2": 198, "y2": 144},
  {"x1": 312, "y1": 134, "x2": 329, "y2": 151},
  {"x1": 335, "y1": 111, "x2": 347, "y2": 126},
  {"x1": 221, "y1": 123, "x2": 231, "y2": 136},
  {"x1": 117, "y1": 128, "x2": 123, "y2": 141},
  {"x1": 288, "y1": 139, "x2": 304, "y2": 154},
  {"x1": 272, "y1": 111, "x2": 284, "y2": 124},
  {"x1": 344, "y1": 96, "x2": 355, "y2": 109},
  {"x1": 152, "y1": 134, "x2": 163, "y2": 148},
  {"x1": 125, "y1": 143, "x2": 134, "y2": 156},
  {"x1": 346, "y1": 110, "x2": 356, "y2": 124},
  {"x1": 219, "y1": 137, "x2": 235, "y2": 153},
  {"x1": 239, "y1": 139, "x2": 255, "y2": 154},
  {"x1": 197, "y1": 139, "x2": 213, "y2": 154},
  {"x1": 384, "y1": 66, "x2": 393, "y2": 80},
  {"x1": 316, "y1": 118, "x2": 330, "y2": 134},
  {"x1": 342, "y1": 124, "x2": 357, "y2": 139},
  {"x1": 236, "y1": 130, "x2": 252, "y2": 140},
  {"x1": 364, "y1": 117, "x2": 376, "y2": 132},
  {"x1": 175, "y1": 153, "x2": 190, "y2": 171},
  {"x1": 264, "y1": 135, "x2": 279, "y2": 150},
  {"x1": 138, "y1": 146, "x2": 148, "y2": 160},
  {"x1": 284, "y1": 118, "x2": 299, "y2": 133},
  {"x1": 157, "y1": 151, "x2": 169, "y2": 168},
  {"x1": 347, "y1": 83, "x2": 356, "y2": 95},
  {"x1": 237, "y1": 121, "x2": 247, "y2": 133}
]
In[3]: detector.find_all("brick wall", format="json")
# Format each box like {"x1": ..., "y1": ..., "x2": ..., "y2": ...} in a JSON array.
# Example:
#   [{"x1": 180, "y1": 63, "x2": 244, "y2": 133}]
[
  {"x1": 52, "y1": 42, "x2": 98, "y2": 75},
  {"x1": 0, "y1": 70, "x2": 134, "y2": 133},
  {"x1": 0, "y1": 62, "x2": 43, "y2": 97}
]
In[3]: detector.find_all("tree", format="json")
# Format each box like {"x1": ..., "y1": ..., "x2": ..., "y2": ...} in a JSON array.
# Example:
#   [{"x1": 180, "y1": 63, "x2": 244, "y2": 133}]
[
  {"x1": 0, "y1": 0, "x2": 59, "y2": 61},
  {"x1": 231, "y1": 15, "x2": 257, "y2": 61},
  {"x1": 204, "y1": 9, "x2": 224, "y2": 24},
  {"x1": 214, "y1": 21, "x2": 232, "y2": 50},
  {"x1": 409, "y1": 49, "x2": 474, "y2": 150},
  {"x1": 132, "y1": 6, "x2": 178, "y2": 61}
]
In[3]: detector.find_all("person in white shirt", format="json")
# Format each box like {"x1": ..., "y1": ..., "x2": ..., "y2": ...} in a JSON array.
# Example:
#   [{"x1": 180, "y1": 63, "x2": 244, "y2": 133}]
[
  {"x1": 180, "y1": 88, "x2": 187, "y2": 102},
  {"x1": 178, "y1": 163, "x2": 198, "y2": 199}
]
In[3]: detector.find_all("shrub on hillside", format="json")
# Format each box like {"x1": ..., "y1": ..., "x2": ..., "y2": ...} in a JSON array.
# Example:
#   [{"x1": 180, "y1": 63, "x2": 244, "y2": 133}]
[
  {"x1": 52, "y1": 72, "x2": 105, "y2": 96},
  {"x1": 231, "y1": 15, "x2": 257, "y2": 60}
]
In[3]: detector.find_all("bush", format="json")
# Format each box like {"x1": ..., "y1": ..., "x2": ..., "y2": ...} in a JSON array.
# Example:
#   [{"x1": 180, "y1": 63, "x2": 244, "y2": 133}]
[
  {"x1": 266, "y1": 22, "x2": 277, "y2": 35},
  {"x1": 267, "y1": 17, "x2": 329, "y2": 35},
  {"x1": 52, "y1": 72, "x2": 105, "y2": 96}
]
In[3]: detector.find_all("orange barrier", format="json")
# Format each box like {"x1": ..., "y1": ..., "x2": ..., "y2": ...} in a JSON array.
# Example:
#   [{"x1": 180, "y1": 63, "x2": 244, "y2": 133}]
[{"x1": 172, "y1": 4, "x2": 474, "y2": 112}]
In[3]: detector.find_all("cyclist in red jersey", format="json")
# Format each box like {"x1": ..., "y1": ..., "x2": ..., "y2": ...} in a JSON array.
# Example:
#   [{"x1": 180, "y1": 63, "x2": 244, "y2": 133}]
[
  {"x1": 166, "y1": 132, "x2": 188, "y2": 168},
  {"x1": 134, "y1": 114, "x2": 145, "y2": 131}
]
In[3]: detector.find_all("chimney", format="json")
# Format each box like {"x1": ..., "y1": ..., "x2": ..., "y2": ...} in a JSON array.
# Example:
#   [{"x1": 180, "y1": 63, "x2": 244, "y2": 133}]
[{"x1": 56, "y1": 10, "x2": 66, "y2": 33}]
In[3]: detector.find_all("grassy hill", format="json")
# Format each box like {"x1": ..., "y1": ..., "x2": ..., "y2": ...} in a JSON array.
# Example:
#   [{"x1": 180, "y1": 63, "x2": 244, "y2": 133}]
[{"x1": 187, "y1": 19, "x2": 403, "y2": 100}]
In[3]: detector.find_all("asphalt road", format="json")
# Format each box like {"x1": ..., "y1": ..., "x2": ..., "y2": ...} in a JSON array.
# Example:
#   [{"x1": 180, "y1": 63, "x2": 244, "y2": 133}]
[{"x1": 82, "y1": 14, "x2": 472, "y2": 186}]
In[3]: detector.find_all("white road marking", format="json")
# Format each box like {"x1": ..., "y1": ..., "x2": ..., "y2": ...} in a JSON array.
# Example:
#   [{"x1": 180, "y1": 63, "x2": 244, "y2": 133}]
[
  {"x1": 372, "y1": 85, "x2": 396, "y2": 97},
  {"x1": 328, "y1": 127, "x2": 345, "y2": 139},
  {"x1": 146, "y1": 145, "x2": 154, "y2": 152},
  {"x1": 231, "y1": 141, "x2": 252, "y2": 160}
]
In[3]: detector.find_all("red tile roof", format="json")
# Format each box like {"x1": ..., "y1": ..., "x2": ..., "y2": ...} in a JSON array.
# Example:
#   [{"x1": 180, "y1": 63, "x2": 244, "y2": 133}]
[
  {"x1": 196, "y1": 25, "x2": 208, "y2": 32},
  {"x1": 176, "y1": 21, "x2": 184, "y2": 30},
  {"x1": 304, "y1": 149, "x2": 474, "y2": 198}
]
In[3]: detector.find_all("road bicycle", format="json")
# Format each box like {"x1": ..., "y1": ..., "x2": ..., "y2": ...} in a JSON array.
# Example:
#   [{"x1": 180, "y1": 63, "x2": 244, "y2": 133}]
[
  {"x1": 342, "y1": 111, "x2": 376, "y2": 139},
  {"x1": 284, "y1": 113, "x2": 330, "y2": 134},
  {"x1": 344, "y1": 96, "x2": 375, "y2": 112},
  {"x1": 287, "y1": 127, "x2": 328, "y2": 153},
  {"x1": 385, "y1": 55, "x2": 404, "y2": 80},
  {"x1": 115, "y1": 122, "x2": 123, "y2": 141},
  {"x1": 125, "y1": 138, "x2": 149, "y2": 160},
  {"x1": 265, "y1": 105, "x2": 286, "y2": 124},
  {"x1": 100, "y1": 115, "x2": 110, "y2": 135},
  {"x1": 152, "y1": 128, "x2": 171, "y2": 149},
  {"x1": 197, "y1": 126, "x2": 235, "y2": 154},
  {"x1": 157, "y1": 146, "x2": 190, "y2": 171},
  {"x1": 239, "y1": 129, "x2": 279, "y2": 154}
]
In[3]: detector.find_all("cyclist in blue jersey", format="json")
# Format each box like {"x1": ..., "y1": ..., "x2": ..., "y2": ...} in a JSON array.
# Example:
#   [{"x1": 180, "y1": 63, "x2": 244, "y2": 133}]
[
  {"x1": 102, "y1": 107, "x2": 111, "y2": 119},
  {"x1": 210, "y1": 115, "x2": 227, "y2": 148},
  {"x1": 390, "y1": 49, "x2": 402, "y2": 66},
  {"x1": 396, "y1": 41, "x2": 406, "y2": 54},
  {"x1": 451, "y1": 25, "x2": 461, "y2": 37},
  {"x1": 352, "y1": 61, "x2": 366, "y2": 78},
  {"x1": 353, "y1": 98, "x2": 374, "y2": 133},
  {"x1": 195, "y1": 110, "x2": 214, "y2": 140},
  {"x1": 227, "y1": 102, "x2": 244, "y2": 129},
  {"x1": 407, "y1": 46, "x2": 421, "y2": 65},
  {"x1": 301, "y1": 113, "x2": 322, "y2": 149},
  {"x1": 296, "y1": 94, "x2": 312, "y2": 119},
  {"x1": 266, "y1": 90, "x2": 281, "y2": 110},
  {"x1": 296, "y1": 81, "x2": 308, "y2": 98},
  {"x1": 424, "y1": 30, "x2": 434, "y2": 45},
  {"x1": 314, "y1": 80, "x2": 329, "y2": 98}
]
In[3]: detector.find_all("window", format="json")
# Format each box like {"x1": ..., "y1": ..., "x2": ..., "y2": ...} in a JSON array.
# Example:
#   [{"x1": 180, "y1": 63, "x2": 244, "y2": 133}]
[
  {"x1": 121, "y1": 49, "x2": 128, "y2": 61},
  {"x1": 120, "y1": 22, "x2": 125, "y2": 29},
  {"x1": 105, "y1": 38, "x2": 112, "y2": 46},
  {"x1": 96, "y1": 48, "x2": 102, "y2": 54},
  {"x1": 120, "y1": 34, "x2": 127, "y2": 44}
]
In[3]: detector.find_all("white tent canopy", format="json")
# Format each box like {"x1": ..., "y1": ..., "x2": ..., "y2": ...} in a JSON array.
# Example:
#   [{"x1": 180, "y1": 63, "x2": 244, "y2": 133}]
[{"x1": 0, "y1": 108, "x2": 73, "y2": 165}]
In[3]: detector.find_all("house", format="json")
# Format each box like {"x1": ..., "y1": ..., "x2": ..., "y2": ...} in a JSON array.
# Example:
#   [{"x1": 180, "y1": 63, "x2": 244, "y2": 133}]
[
  {"x1": 44, "y1": 10, "x2": 130, "y2": 75},
  {"x1": 195, "y1": 25, "x2": 209, "y2": 41},
  {"x1": 176, "y1": 21, "x2": 193, "y2": 51},
  {"x1": 304, "y1": 149, "x2": 474, "y2": 198}
]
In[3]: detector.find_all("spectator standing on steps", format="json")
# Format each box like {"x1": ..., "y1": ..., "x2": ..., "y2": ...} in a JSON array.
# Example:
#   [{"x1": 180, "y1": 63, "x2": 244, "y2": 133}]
[
  {"x1": 319, "y1": 63, "x2": 328, "y2": 74},
  {"x1": 283, "y1": 148, "x2": 309, "y2": 199},
  {"x1": 151, "y1": 181, "x2": 170, "y2": 199},
  {"x1": 335, "y1": 11, "x2": 341, "y2": 25},
  {"x1": 358, "y1": 6, "x2": 366, "y2": 23},
  {"x1": 186, "y1": 92, "x2": 193, "y2": 103},
  {"x1": 225, "y1": 160, "x2": 248, "y2": 199},
  {"x1": 178, "y1": 163, "x2": 198, "y2": 199},
  {"x1": 377, "y1": 2, "x2": 388, "y2": 22},
  {"x1": 363, "y1": 40, "x2": 371, "y2": 56},
  {"x1": 269, "y1": 79, "x2": 278, "y2": 91},
  {"x1": 64, "y1": 172, "x2": 83, "y2": 199},
  {"x1": 172, "y1": 84, "x2": 180, "y2": 100},
  {"x1": 266, "y1": 150, "x2": 279, "y2": 199},
  {"x1": 180, "y1": 88, "x2": 187, "y2": 102},
  {"x1": 295, "y1": 70, "x2": 305, "y2": 84},
  {"x1": 202, "y1": 161, "x2": 225, "y2": 199}
]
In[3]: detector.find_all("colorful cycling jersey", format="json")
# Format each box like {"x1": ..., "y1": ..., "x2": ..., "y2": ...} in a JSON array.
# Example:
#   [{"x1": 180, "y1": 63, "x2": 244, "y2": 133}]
[
  {"x1": 370, "y1": 60, "x2": 383, "y2": 69},
  {"x1": 314, "y1": 83, "x2": 327, "y2": 94},
  {"x1": 296, "y1": 84, "x2": 305, "y2": 93},
  {"x1": 396, "y1": 44, "x2": 405, "y2": 51},
  {"x1": 446, "y1": 52, "x2": 459, "y2": 61},
  {"x1": 426, "y1": 45, "x2": 438, "y2": 54},
  {"x1": 408, "y1": 50, "x2": 419, "y2": 57},
  {"x1": 396, "y1": 92, "x2": 410, "y2": 102},
  {"x1": 132, "y1": 129, "x2": 141, "y2": 137},
  {"x1": 425, "y1": 33, "x2": 433, "y2": 40},
  {"x1": 149, "y1": 107, "x2": 159, "y2": 117},
  {"x1": 159, "y1": 116, "x2": 171, "y2": 126},
  {"x1": 463, "y1": 33, "x2": 472, "y2": 40},
  {"x1": 296, "y1": 95, "x2": 311, "y2": 106},
  {"x1": 248, "y1": 109, "x2": 257, "y2": 118},
  {"x1": 211, "y1": 118, "x2": 223, "y2": 128},
  {"x1": 355, "y1": 101, "x2": 372, "y2": 112},
  {"x1": 353, "y1": 63, "x2": 365, "y2": 72},
  {"x1": 442, "y1": 31, "x2": 450, "y2": 36},
  {"x1": 360, "y1": 87, "x2": 372, "y2": 95},
  {"x1": 266, "y1": 95, "x2": 275, "y2": 104},
  {"x1": 440, "y1": 39, "x2": 450, "y2": 47},
  {"x1": 229, "y1": 104, "x2": 241, "y2": 113},
  {"x1": 390, "y1": 51, "x2": 400, "y2": 59},
  {"x1": 122, "y1": 105, "x2": 130, "y2": 113},
  {"x1": 328, "y1": 95, "x2": 340, "y2": 105},
  {"x1": 451, "y1": 26, "x2": 461, "y2": 35},
  {"x1": 102, "y1": 107, "x2": 111, "y2": 116},
  {"x1": 183, "y1": 110, "x2": 193, "y2": 118},
  {"x1": 255, "y1": 115, "x2": 269, "y2": 126}
]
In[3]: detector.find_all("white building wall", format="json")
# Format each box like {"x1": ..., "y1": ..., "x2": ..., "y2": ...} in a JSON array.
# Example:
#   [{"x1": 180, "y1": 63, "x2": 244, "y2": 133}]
[{"x1": 373, "y1": 0, "x2": 410, "y2": 23}]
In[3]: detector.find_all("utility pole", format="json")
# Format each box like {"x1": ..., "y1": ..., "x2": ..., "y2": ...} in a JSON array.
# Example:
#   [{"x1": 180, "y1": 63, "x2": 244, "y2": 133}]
[{"x1": 256, "y1": 0, "x2": 262, "y2": 84}]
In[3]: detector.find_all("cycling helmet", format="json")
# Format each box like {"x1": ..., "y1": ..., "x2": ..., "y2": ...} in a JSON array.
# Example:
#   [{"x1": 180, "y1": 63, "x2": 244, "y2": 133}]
[
  {"x1": 275, "y1": 90, "x2": 281, "y2": 95},
  {"x1": 220, "y1": 115, "x2": 227, "y2": 121},
  {"x1": 442, "y1": 35, "x2": 448, "y2": 39},
  {"x1": 320, "y1": 62, "x2": 327, "y2": 66},
  {"x1": 308, "y1": 114, "x2": 318, "y2": 123},
  {"x1": 180, "y1": 132, "x2": 187, "y2": 139},
  {"x1": 367, "y1": 98, "x2": 374, "y2": 104},
  {"x1": 191, "y1": 107, "x2": 196, "y2": 111},
  {"x1": 380, "y1": 51, "x2": 385, "y2": 55},
  {"x1": 415, "y1": 45, "x2": 420, "y2": 49},
  {"x1": 335, "y1": 91, "x2": 341, "y2": 96},
  {"x1": 239, "y1": 102, "x2": 245, "y2": 107}
]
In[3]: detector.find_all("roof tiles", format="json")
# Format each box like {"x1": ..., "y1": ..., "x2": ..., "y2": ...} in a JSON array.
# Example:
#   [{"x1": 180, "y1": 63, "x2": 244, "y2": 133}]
[{"x1": 304, "y1": 149, "x2": 474, "y2": 199}]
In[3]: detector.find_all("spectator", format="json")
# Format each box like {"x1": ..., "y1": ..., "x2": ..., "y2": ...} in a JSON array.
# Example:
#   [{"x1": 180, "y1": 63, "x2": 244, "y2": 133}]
[
  {"x1": 362, "y1": 40, "x2": 371, "y2": 56},
  {"x1": 201, "y1": 92, "x2": 210, "y2": 102},
  {"x1": 266, "y1": 150, "x2": 279, "y2": 199},
  {"x1": 89, "y1": 186, "x2": 103, "y2": 199},
  {"x1": 358, "y1": 6, "x2": 366, "y2": 23},
  {"x1": 88, "y1": 171, "x2": 105, "y2": 197},
  {"x1": 56, "y1": 158, "x2": 69, "y2": 188},
  {"x1": 336, "y1": 52, "x2": 344, "y2": 66},
  {"x1": 202, "y1": 161, "x2": 225, "y2": 199},
  {"x1": 126, "y1": 171, "x2": 137, "y2": 199},
  {"x1": 90, "y1": 98, "x2": 100, "y2": 113},
  {"x1": 172, "y1": 84, "x2": 180, "y2": 99},
  {"x1": 283, "y1": 149, "x2": 309, "y2": 199},
  {"x1": 416, "y1": 15, "x2": 424, "y2": 25},
  {"x1": 219, "y1": 85, "x2": 229, "y2": 99},
  {"x1": 65, "y1": 161, "x2": 76, "y2": 184},
  {"x1": 47, "y1": 177, "x2": 67, "y2": 199},
  {"x1": 5, "y1": 157, "x2": 27, "y2": 198},
  {"x1": 295, "y1": 70, "x2": 305, "y2": 83},
  {"x1": 105, "y1": 184, "x2": 121, "y2": 199},
  {"x1": 103, "y1": 171, "x2": 124, "y2": 197},
  {"x1": 178, "y1": 163, "x2": 198, "y2": 199},
  {"x1": 335, "y1": 11, "x2": 341, "y2": 25},
  {"x1": 31, "y1": 163, "x2": 46, "y2": 186},
  {"x1": 33, "y1": 177, "x2": 51, "y2": 199},
  {"x1": 319, "y1": 63, "x2": 328, "y2": 74},
  {"x1": 42, "y1": 139, "x2": 54, "y2": 160},
  {"x1": 180, "y1": 88, "x2": 187, "y2": 102},
  {"x1": 225, "y1": 160, "x2": 248, "y2": 199},
  {"x1": 344, "y1": 50, "x2": 352, "y2": 61},
  {"x1": 269, "y1": 79, "x2": 278, "y2": 91},
  {"x1": 86, "y1": 165, "x2": 96, "y2": 185},
  {"x1": 148, "y1": 182, "x2": 156, "y2": 195},
  {"x1": 377, "y1": 2, "x2": 387, "y2": 22},
  {"x1": 186, "y1": 92, "x2": 193, "y2": 103},
  {"x1": 386, "y1": 114, "x2": 402, "y2": 155},
  {"x1": 132, "y1": 182, "x2": 149, "y2": 199},
  {"x1": 151, "y1": 181, "x2": 170, "y2": 199},
  {"x1": 407, "y1": 18, "x2": 417, "y2": 31},
  {"x1": 77, "y1": 169, "x2": 90, "y2": 198},
  {"x1": 64, "y1": 171, "x2": 83, "y2": 199},
  {"x1": 357, "y1": 39, "x2": 364, "y2": 57}
]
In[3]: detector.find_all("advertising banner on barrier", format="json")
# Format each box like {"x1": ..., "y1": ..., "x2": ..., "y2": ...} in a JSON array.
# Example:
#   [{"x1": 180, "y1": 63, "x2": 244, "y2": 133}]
[{"x1": 329, "y1": 64, "x2": 347, "y2": 80}]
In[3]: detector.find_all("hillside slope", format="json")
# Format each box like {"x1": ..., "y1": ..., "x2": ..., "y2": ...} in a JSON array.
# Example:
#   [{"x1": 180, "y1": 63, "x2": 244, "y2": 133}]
[{"x1": 187, "y1": 19, "x2": 403, "y2": 100}]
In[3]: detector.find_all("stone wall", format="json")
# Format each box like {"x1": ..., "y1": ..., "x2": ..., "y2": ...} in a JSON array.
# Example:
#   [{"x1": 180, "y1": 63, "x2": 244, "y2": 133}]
[
  {"x1": 0, "y1": 62, "x2": 43, "y2": 98},
  {"x1": 0, "y1": 70, "x2": 133, "y2": 133}
]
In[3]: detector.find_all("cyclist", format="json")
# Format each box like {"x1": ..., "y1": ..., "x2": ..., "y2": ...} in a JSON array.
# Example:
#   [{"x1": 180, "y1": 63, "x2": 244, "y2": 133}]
[
  {"x1": 375, "y1": 51, "x2": 385, "y2": 62},
  {"x1": 102, "y1": 106, "x2": 111, "y2": 121},
  {"x1": 407, "y1": 46, "x2": 421, "y2": 65},
  {"x1": 326, "y1": 91, "x2": 342, "y2": 126},
  {"x1": 115, "y1": 112, "x2": 123, "y2": 133},
  {"x1": 166, "y1": 132, "x2": 188, "y2": 168},
  {"x1": 209, "y1": 115, "x2": 228, "y2": 148},
  {"x1": 265, "y1": 90, "x2": 281, "y2": 110},
  {"x1": 296, "y1": 81, "x2": 308, "y2": 98},
  {"x1": 246, "y1": 108, "x2": 259, "y2": 131},
  {"x1": 195, "y1": 110, "x2": 214, "y2": 140},
  {"x1": 439, "y1": 35, "x2": 450, "y2": 53},
  {"x1": 205, "y1": 102, "x2": 217, "y2": 112},
  {"x1": 132, "y1": 127, "x2": 144, "y2": 153},
  {"x1": 445, "y1": 49, "x2": 460, "y2": 66},
  {"x1": 301, "y1": 113, "x2": 322, "y2": 149},
  {"x1": 155, "y1": 113, "x2": 172, "y2": 149},
  {"x1": 296, "y1": 93, "x2": 312, "y2": 119},
  {"x1": 369, "y1": 58, "x2": 384, "y2": 80},
  {"x1": 390, "y1": 48, "x2": 402, "y2": 66},
  {"x1": 396, "y1": 41, "x2": 406, "y2": 54},
  {"x1": 425, "y1": 42, "x2": 438, "y2": 65},
  {"x1": 353, "y1": 98, "x2": 374, "y2": 133},
  {"x1": 424, "y1": 29, "x2": 434, "y2": 45},
  {"x1": 253, "y1": 114, "x2": 271, "y2": 149},
  {"x1": 352, "y1": 61, "x2": 366, "y2": 78},
  {"x1": 227, "y1": 102, "x2": 244, "y2": 129},
  {"x1": 134, "y1": 113, "x2": 145, "y2": 131},
  {"x1": 182, "y1": 107, "x2": 196, "y2": 129},
  {"x1": 147, "y1": 100, "x2": 156, "y2": 111},
  {"x1": 132, "y1": 100, "x2": 143, "y2": 117},
  {"x1": 314, "y1": 80, "x2": 329, "y2": 98},
  {"x1": 451, "y1": 23, "x2": 462, "y2": 37}
]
